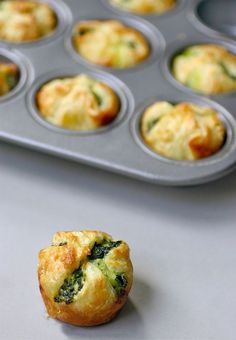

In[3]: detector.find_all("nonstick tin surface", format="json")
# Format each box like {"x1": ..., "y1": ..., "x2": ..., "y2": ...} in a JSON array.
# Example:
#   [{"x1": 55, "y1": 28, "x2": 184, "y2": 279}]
[{"x1": 0, "y1": 0, "x2": 235, "y2": 186}]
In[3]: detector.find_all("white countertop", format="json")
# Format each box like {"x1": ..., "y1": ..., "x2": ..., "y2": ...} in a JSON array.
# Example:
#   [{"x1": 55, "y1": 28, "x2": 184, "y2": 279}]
[{"x1": 1, "y1": 142, "x2": 235, "y2": 340}]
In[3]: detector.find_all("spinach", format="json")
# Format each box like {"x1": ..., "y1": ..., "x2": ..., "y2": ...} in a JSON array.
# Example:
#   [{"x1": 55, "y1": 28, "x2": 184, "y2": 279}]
[
  {"x1": 114, "y1": 274, "x2": 128, "y2": 296},
  {"x1": 58, "y1": 242, "x2": 67, "y2": 246},
  {"x1": 127, "y1": 41, "x2": 137, "y2": 49},
  {"x1": 91, "y1": 90, "x2": 103, "y2": 106},
  {"x1": 6, "y1": 74, "x2": 17, "y2": 89},
  {"x1": 54, "y1": 267, "x2": 84, "y2": 304},
  {"x1": 88, "y1": 240, "x2": 122, "y2": 260},
  {"x1": 220, "y1": 62, "x2": 236, "y2": 80},
  {"x1": 92, "y1": 259, "x2": 127, "y2": 297},
  {"x1": 78, "y1": 28, "x2": 93, "y2": 36},
  {"x1": 147, "y1": 118, "x2": 160, "y2": 131}
]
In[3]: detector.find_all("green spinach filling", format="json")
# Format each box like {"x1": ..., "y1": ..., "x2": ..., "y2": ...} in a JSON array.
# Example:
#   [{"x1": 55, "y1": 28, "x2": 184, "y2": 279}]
[
  {"x1": 54, "y1": 267, "x2": 84, "y2": 304},
  {"x1": 88, "y1": 240, "x2": 122, "y2": 260},
  {"x1": 54, "y1": 239, "x2": 126, "y2": 304},
  {"x1": 6, "y1": 74, "x2": 18, "y2": 89},
  {"x1": 92, "y1": 259, "x2": 128, "y2": 297},
  {"x1": 220, "y1": 62, "x2": 236, "y2": 80},
  {"x1": 147, "y1": 117, "x2": 160, "y2": 132},
  {"x1": 89, "y1": 240, "x2": 128, "y2": 297}
]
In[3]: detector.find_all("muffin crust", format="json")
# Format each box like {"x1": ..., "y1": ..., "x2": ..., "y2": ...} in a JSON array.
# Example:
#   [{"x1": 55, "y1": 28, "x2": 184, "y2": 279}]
[
  {"x1": 38, "y1": 230, "x2": 133, "y2": 326},
  {"x1": 0, "y1": 1, "x2": 57, "y2": 42},
  {"x1": 109, "y1": 0, "x2": 176, "y2": 14},
  {"x1": 141, "y1": 101, "x2": 226, "y2": 160},
  {"x1": 0, "y1": 62, "x2": 19, "y2": 96},
  {"x1": 36, "y1": 74, "x2": 120, "y2": 131},
  {"x1": 172, "y1": 44, "x2": 236, "y2": 94},
  {"x1": 73, "y1": 20, "x2": 150, "y2": 68}
]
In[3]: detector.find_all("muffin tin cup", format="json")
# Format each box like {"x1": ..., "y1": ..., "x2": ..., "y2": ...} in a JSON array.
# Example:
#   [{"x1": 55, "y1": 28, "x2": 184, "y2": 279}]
[
  {"x1": 131, "y1": 95, "x2": 236, "y2": 167},
  {"x1": 162, "y1": 38, "x2": 236, "y2": 99},
  {"x1": 0, "y1": 48, "x2": 33, "y2": 103},
  {"x1": 0, "y1": 0, "x2": 236, "y2": 186},
  {"x1": 26, "y1": 68, "x2": 135, "y2": 135},
  {"x1": 101, "y1": 0, "x2": 187, "y2": 19},
  {"x1": 65, "y1": 14, "x2": 165, "y2": 74},
  {"x1": 188, "y1": 0, "x2": 236, "y2": 41},
  {"x1": 0, "y1": 0, "x2": 72, "y2": 48}
]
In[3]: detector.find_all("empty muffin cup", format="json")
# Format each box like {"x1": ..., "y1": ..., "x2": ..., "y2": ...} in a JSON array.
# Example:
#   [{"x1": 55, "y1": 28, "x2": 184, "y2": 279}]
[{"x1": 195, "y1": 0, "x2": 236, "y2": 39}]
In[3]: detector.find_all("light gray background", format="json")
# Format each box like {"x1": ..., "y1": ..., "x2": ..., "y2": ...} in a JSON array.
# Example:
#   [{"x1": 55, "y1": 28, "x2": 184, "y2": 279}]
[{"x1": 0, "y1": 142, "x2": 236, "y2": 340}]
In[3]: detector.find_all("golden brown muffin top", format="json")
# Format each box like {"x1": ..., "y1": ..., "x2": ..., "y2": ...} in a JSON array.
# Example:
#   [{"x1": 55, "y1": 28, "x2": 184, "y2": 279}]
[
  {"x1": 36, "y1": 74, "x2": 120, "y2": 131},
  {"x1": 172, "y1": 44, "x2": 236, "y2": 94},
  {"x1": 73, "y1": 20, "x2": 150, "y2": 68},
  {"x1": 109, "y1": 0, "x2": 176, "y2": 14},
  {"x1": 38, "y1": 230, "x2": 133, "y2": 326},
  {"x1": 0, "y1": 1, "x2": 57, "y2": 42},
  {"x1": 0, "y1": 62, "x2": 19, "y2": 96},
  {"x1": 141, "y1": 101, "x2": 226, "y2": 160}
]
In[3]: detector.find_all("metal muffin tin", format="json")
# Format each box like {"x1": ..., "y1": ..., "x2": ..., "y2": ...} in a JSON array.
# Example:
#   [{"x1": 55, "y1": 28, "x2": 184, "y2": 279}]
[{"x1": 0, "y1": 0, "x2": 235, "y2": 186}]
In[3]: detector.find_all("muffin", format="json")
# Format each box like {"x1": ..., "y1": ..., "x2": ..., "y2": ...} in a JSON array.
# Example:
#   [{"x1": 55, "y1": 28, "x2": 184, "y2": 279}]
[
  {"x1": 38, "y1": 230, "x2": 133, "y2": 326},
  {"x1": 141, "y1": 101, "x2": 226, "y2": 160},
  {"x1": 0, "y1": 1, "x2": 57, "y2": 42},
  {"x1": 109, "y1": 0, "x2": 176, "y2": 14},
  {"x1": 73, "y1": 20, "x2": 150, "y2": 68},
  {"x1": 36, "y1": 74, "x2": 120, "y2": 131},
  {"x1": 172, "y1": 44, "x2": 236, "y2": 94},
  {"x1": 0, "y1": 62, "x2": 19, "y2": 96}
]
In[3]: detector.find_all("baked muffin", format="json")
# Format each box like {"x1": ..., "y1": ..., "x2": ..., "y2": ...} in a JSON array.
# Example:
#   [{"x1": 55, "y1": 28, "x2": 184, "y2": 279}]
[
  {"x1": 73, "y1": 20, "x2": 150, "y2": 68},
  {"x1": 0, "y1": 1, "x2": 57, "y2": 42},
  {"x1": 172, "y1": 44, "x2": 236, "y2": 94},
  {"x1": 36, "y1": 74, "x2": 120, "y2": 131},
  {"x1": 0, "y1": 62, "x2": 19, "y2": 96},
  {"x1": 38, "y1": 230, "x2": 133, "y2": 326},
  {"x1": 141, "y1": 101, "x2": 226, "y2": 160},
  {"x1": 109, "y1": 0, "x2": 176, "y2": 14}
]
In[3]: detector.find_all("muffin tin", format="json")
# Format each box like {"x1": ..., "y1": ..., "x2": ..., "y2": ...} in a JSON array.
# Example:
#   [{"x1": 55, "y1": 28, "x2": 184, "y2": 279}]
[{"x1": 0, "y1": 0, "x2": 235, "y2": 186}]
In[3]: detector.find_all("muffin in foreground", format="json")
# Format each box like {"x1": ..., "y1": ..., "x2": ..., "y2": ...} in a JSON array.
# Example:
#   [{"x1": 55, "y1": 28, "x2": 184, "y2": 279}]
[
  {"x1": 73, "y1": 20, "x2": 150, "y2": 68},
  {"x1": 36, "y1": 74, "x2": 120, "y2": 131},
  {"x1": 38, "y1": 230, "x2": 133, "y2": 326},
  {"x1": 141, "y1": 101, "x2": 226, "y2": 160},
  {"x1": 0, "y1": 1, "x2": 57, "y2": 43},
  {"x1": 109, "y1": 0, "x2": 176, "y2": 14},
  {"x1": 172, "y1": 44, "x2": 236, "y2": 94},
  {"x1": 0, "y1": 62, "x2": 19, "y2": 96}
]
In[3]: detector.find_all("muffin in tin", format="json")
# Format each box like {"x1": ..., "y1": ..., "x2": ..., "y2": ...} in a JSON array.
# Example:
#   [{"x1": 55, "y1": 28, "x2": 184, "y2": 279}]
[
  {"x1": 109, "y1": 0, "x2": 176, "y2": 14},
  {"x1": 172, "y1": 44, "x2": 236, "y2": 95},
  {"x1": 38, "y1": 230, "x2": 133, "y2": 326},
  {"x1": 0, "y1": 62, "x2": 19, "y2": 96},
  {"x1": 73, "y1": 20, "x2": 150, "y2": 68},
  {"x1": 0, "y1": 1, "x2": 57, "y2": 43},
  {"x1": 141, "y1": 101, "x2": 226, "y2": 161},
  {"x1": 36, "y1": 74, "x2": 120, "y2": 131}
]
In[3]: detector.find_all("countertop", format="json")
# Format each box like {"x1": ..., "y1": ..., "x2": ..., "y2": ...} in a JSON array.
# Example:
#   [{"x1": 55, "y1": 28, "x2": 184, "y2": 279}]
[{"x1": 1, "y1": 142, "x2": 236, "y2": 340}]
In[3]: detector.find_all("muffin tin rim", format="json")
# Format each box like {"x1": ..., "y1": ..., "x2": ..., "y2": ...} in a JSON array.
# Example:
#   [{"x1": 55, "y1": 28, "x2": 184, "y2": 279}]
[
  {"x1": 0, "y1": 0, "x2": 72, "y2": 48},
  {"x1": 65, "y1": 14, "x2": 166, "y2": 74},
  {"x1": 26, "y1": 67, "x2": 135, "y2": 136},
  {"x1": 130, "y1": 94, "x2": 236, "y2": 167},
  {"x1": 162, "y1": 38, "x2": 236, "y2": 99}
]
